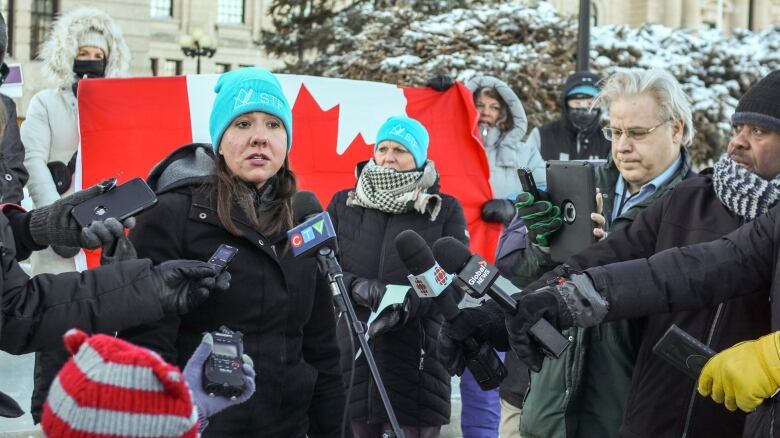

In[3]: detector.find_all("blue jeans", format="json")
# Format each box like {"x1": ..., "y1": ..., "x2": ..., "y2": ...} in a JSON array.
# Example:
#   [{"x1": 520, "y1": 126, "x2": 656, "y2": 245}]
[{"x1": 459, "y1": 351, "x2": 504, "y2": 438}]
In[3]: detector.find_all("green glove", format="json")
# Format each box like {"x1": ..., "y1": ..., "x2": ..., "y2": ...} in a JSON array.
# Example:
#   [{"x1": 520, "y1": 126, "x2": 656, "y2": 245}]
[
  {"x1": 515, "y1": 192, "x2": 562, "y2": 247},
  {"x1": 698, "y1": 332, "x2": 780, "y2": 412}
]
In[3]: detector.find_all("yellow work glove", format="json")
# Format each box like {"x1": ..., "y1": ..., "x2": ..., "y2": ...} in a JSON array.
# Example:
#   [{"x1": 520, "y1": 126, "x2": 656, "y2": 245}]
[{"x1": 698, "y1": 332, "x2": 780, "y2": 412}]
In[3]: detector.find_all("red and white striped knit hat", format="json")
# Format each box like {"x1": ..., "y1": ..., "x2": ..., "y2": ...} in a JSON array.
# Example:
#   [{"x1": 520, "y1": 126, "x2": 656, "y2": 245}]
[{"x1": 42, "y1": 329, "x2": 199, "y2": 437}]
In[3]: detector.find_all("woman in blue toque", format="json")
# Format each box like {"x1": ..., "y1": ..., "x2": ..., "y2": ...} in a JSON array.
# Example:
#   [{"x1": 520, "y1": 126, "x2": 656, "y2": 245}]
[
  {"x1": 327, "y1": 116, "x2": 468, "y2": 437},
  {"x1": 120, "y1": 67, "x2": 344, "y2": 437}
]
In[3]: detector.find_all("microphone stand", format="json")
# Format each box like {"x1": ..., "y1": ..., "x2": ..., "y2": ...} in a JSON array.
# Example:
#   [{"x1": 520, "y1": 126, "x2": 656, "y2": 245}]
[{"x1": 315, "y1": 247, "x2": 405, "y2": 438}]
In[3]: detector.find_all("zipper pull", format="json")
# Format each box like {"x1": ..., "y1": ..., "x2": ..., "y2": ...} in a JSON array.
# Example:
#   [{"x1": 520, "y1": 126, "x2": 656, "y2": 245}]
[{"x1": 418, "y1": 348, "x2": 425, "y2": 370}]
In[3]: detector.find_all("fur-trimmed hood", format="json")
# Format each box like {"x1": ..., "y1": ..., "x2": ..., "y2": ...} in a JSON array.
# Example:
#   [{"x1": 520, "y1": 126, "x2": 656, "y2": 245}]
[{"x1": 39, "y1": 7, "x2": 130, "y2": 89}]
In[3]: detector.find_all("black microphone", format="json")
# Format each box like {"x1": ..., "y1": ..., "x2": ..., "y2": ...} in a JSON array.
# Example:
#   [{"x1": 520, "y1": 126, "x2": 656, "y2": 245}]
[
  {"x1": 394, "y1": 230, "x2": 507, "y2": 389},
  {"x1": 394, "y1": 230, "x2": 459, "y2": 319},
  {"x1": 432, "y1": 237, "x2": 570, "y2": 359}
]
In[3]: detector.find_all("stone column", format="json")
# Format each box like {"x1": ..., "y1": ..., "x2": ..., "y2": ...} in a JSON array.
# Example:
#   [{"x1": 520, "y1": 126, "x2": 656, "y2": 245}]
[
  {"x1": 682, "y1": 0, "x2": 702, "y2": 29},
  {"x1": 732, "y1": 0, "x2": 750, "y2": 29},
  {"x1": 664, "y1": 0, "x2": 682, "y2": 27},
  {"x1": 752, "y1": 0, "x2": 771, "y2": 30}
]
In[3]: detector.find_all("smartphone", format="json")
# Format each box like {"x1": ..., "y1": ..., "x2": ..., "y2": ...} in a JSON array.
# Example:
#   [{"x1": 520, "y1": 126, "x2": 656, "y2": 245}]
[
  {"x1": 546, "y1": 160, "x2": 598, "y2": 263},
  {"x1": 517, "y1": 167, "x2": 541, "y2": 201},
  {"x1": 652, "y1": 324, "x2": 715, "y2": 379},
  {"x1": 71, "y1": 177, "x2": 158, "y2": 228},
  {"x1": 208, "y1": 244, "x2": 238, "y2": 274}
]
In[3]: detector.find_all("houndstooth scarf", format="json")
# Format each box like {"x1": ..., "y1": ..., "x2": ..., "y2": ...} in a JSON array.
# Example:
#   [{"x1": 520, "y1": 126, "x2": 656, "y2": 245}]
[
  {"x1": 347, "y1": 159, "x2": 442, "y2": 221},
  {"x1": 713, "y1": 154, "x2": 780, "y2": 221}
]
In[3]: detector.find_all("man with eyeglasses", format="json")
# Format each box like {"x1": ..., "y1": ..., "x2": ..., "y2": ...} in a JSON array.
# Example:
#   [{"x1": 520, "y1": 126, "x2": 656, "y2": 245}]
[
  {"x1": 445, "y1": 68, "x2": 699, "y2": 438},
  {"x1": 443, "y1": 69, "x2": 779, "y2": 438}
]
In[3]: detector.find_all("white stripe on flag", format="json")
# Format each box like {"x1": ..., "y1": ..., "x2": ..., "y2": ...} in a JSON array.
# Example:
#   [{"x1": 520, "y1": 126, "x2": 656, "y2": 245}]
[
  {"x1": 46, "y1": 377, "x2": 195, "y2": 437},
  {"x1": 184, "y1": 73, "x2": 407, "y2": 154}
]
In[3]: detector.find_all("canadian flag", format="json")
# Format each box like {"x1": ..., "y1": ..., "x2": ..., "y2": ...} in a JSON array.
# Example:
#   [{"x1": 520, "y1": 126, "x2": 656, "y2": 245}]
[{"x1": 76, "y1": 74, "x2": 501, "y2": 266}]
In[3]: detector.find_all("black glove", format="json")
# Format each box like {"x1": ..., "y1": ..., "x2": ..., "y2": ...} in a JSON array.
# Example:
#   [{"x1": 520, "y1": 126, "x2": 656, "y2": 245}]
[
  {"x1": 515, "y1": 191, "x2": 562, "y2": 246},
  {"x1": 426, "y1": 75, "x2": 454, "y2": 91},
  {"x1": 505, "y1": 272, "x2": 607, "y2": 372},
  {"x1": 437, "y1": 303, "x2": 507, "y2": 376},
  {"x1": 367, "y1": 290, "x2": 421, "y2": 338},
  {"x1": 28, "y1": 179, "x2": 114, "y2": 248},
  {"x1": 151, "y1": 260, "x2": 231, "y2": 315},
  {"x1": 481, "y1": 199, "x2": 516, "y2": 224},
  {"x1": 51, "y1": 245, "x2": 80, "y2": 258},
  {"x1": 350, "y1": 278, "x2": 386, "y2": 311},
  {"x1": 81, "y1": 217, "x2": 137, "y2": 265}
]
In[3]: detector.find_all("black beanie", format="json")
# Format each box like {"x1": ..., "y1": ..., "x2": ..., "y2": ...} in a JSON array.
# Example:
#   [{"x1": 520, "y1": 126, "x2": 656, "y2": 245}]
[{"x1": 732, "y1": 70, "x2": 780, "y2": 133}]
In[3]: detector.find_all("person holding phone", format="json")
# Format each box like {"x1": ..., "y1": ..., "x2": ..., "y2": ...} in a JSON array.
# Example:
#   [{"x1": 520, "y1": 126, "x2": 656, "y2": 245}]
[
  {"x1": 451, "y1": 69, "x2": 696, "y2": 438},
  {"x1": 119, "y1": 67, "x2": 344, "y2": 437},
  {"x1": 19, "y1": 8, "x2": 135, "y2": 419},
  {"x1": 0, "y1": 177, "x2": 230, "y2": 419}
]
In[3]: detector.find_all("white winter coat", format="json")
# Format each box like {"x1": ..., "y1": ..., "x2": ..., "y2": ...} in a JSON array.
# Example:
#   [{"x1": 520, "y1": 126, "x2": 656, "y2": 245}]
[
  {"x1": 466, "y1": 76, "x2": 546, "y2": 199},
  {"x1": 21, "y1": 7, "x2": 130, "y2": 275}
]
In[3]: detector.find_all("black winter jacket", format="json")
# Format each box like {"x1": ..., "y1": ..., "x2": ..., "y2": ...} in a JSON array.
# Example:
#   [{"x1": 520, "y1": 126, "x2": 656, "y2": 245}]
[
  {"x1": 527, "y1": 176, "x2": 770, "y2": 438},
  {"x1": 120, "y1": 144, "x2": 344, "y2": 437},
  {"x1": 327, "y1": 178, "x2": 468, "y2": 427},
  {"x1": 0, "y1": 209, "x2": 168, "y2": 417},
  {"x1": 585, "y1": 192, "x2": 780, "y2": 438},
  {"x1": 0, "y1": 95, "x2": 28, "y2": 205}
]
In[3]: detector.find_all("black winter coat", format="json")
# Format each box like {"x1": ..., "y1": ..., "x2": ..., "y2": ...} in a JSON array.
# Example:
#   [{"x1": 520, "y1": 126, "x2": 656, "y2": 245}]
[
  {"x1": 0, "y1": 209, "x2": 167, "y2": 417},
  {"x1": 527, "y1": 176, "x2": 770, "y2": 438},
  {"x1": 0, "y1": 95, "x2": 28, "y2": 205},
  {"x1": 120, "y1": 144, "x2": 344, "y2": 437},
  {"x1": 327, "y1": 184, "x2": 468, "y2": 428},
  {"x1": 585, "y1": 190, "x2": 780, "y2": 438}
]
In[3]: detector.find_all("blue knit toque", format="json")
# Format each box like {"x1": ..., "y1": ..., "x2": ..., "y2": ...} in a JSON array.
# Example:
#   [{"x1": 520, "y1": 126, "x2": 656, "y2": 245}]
[
  {"x1": 375, "y1": 116, "x2": 429, "y2": 168},
  {"x1": 209, "y1": 67, "x2": 292, "y2": 154}
]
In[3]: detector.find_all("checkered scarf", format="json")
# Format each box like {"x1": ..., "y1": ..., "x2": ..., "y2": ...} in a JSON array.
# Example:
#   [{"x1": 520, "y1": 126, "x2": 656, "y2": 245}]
[
  {"x1": 347, "y1": 159, "x2": 443, "y2": 221},
  {"x1": 713, "y1": 154, "x2": 780, "y2": 221}
]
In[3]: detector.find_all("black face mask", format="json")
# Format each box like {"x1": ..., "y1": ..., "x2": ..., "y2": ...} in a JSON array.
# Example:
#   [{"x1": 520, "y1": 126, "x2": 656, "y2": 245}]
[
  {"x1": 72, "y1": 59, "x2": 106, "y2": 95},
  {"x1": 568, "y1": 108, "x2": 600, "y2": 129}
]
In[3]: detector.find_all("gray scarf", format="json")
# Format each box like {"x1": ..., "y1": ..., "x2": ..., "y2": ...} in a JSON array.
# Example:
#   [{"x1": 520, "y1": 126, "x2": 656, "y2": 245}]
[
  {"x1": 347, "y1": 159, "x2": 442, "y2": 221},
  {"x1": 713, "y1": 154, "x2": 780, "y2": 221}
]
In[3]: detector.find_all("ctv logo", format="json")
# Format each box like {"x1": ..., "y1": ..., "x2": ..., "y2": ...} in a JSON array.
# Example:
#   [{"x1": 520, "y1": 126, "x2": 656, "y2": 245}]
[
  {"x1": 289, "y1": 219, "x2": 326, "y2": 249},
  {"x1": 468, "y1": 260, "x2": 491, "y2": 286}
]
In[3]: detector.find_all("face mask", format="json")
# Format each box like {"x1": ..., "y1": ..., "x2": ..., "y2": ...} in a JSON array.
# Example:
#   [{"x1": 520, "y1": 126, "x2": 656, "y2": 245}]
[
  {"x1": 73, "y1": 59, "x2": 106, "y2": 79},
  {"x1": 72, "y1": 59, "x2": 106, "y2": 96},
  {"x1": 568, "y1": 107, "x2": 600, "y2": 129}
]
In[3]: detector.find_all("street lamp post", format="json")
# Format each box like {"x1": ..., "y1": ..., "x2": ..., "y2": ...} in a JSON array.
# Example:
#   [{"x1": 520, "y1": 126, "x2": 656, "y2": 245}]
[{"x1": 179, "y1": 28, "x2": 217, "y2": 74}]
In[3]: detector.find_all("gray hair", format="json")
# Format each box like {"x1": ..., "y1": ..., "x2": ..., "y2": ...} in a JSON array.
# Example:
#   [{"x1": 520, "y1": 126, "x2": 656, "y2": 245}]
[{"x1": 593, "y1": 69, "x2": 694, "y2": 147}]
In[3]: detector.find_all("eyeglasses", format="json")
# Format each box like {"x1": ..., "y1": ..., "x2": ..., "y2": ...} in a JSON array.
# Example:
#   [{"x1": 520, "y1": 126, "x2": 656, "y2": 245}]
[{"x1": 602, "y1": 121, "x2": 668, "y2": 142}]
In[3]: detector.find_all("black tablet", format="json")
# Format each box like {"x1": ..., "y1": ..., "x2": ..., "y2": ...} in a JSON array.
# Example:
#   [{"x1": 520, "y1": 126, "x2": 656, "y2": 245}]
[{"x1": 546, "y1": 160, "x2": 598, "y2": 263}]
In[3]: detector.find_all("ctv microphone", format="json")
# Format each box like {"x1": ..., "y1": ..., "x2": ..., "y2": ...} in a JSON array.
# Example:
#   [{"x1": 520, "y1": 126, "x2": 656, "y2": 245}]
[
  {"x1": 288, "y1": 191, "x2": 338, "y2": 258},
  {"x1": 289, "y1": 191, "x2": 405, "y2": 437},
  {"x1": 432, "y1": 237, "x2": 570, "y2": 359},
  {"x1": 395, "y1": 230, "x2": 507, "y2": 389}
]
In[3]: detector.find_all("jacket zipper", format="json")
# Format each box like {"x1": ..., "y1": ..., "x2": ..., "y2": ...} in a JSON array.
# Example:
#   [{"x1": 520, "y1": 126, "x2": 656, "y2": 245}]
[
  {"x1": 367, "y1": 218, "x2": 390, "y2": 423},
  {"x1": 681, "y1": 303, "x2": 724, "y2": 438}
]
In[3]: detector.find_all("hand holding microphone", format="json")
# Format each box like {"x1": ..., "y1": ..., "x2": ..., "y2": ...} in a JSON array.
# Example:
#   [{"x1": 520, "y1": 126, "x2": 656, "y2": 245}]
[
  {"x1": 395, "y1": 230, "x2": 507, "y2": 389},
  {"x1": 431, "y1": 237, "x2": 572, "y2": 372}
]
